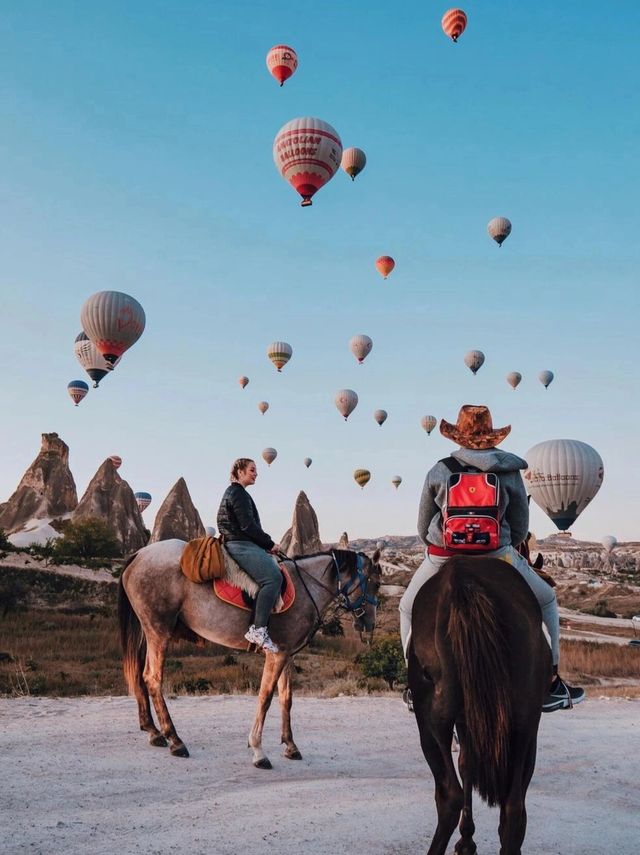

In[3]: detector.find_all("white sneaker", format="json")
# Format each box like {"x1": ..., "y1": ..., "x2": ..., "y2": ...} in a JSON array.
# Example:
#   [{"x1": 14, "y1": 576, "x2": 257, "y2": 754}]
[{"x1": 244, "y1": 625, "x2": 279, "y2": 653}]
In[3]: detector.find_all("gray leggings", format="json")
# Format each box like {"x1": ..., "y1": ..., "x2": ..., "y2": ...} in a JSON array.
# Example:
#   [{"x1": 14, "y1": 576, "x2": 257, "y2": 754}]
[
  {"x1": 225, "y1": 540, "x2": 281, "y2": 628},
  {"x1": 399, "y1": 545, "x2": 560, "y2": 666}
]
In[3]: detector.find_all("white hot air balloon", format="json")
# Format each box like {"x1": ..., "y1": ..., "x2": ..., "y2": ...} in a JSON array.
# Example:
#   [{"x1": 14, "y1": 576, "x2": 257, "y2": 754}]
[
  {"x1": 262, "y1": 448, "x2": 278, "y2": 466},
  {"x1": 341, "y1": 147, "x2": 367, "y2": 181},
  {"x1": 601, "y1": 535, "x2": 617, "y2": 554},
  {"x1": 506, "y1": 372, "x2": 522, "y2": 390},
  {"x1": 487, "y1": 217, "x2": 512, "y2": 247},
  {"x1": 334, "y1": 389, "x2": 358, "y2": 421},
  {"x1": 267, "y1": 341, "x2": 293, "y2": 372},
  {"x1": 539, "y1": 370, "x2": 554, "y2": 389},
  {"x1": 421, "y1": 415, "x2": 437, "y2": 435},
  {"x1": 374, "y1": 409, "x2": 388, "y2": 426},
  {"x1": 524, "y1": 439, "x2": 604, "y2": 531},
  {"x1": 349, "y1": 334, "x2": 373, "y2": 364},
  {"x1": 273, "y1": 117, "x2": 342, "y2": 207},
  {"x1": 205, "y1": 525, "x2": 217, "y2": 537},
  {"x1": 258, "y1": 401, "x2": 270, "y2": 415},
  {"x1": 464, "y1": 350, "x2": 485, "y2": 375},
  {"x1": 391, "y1": 475, "x2": 402, "y2": 490},
  {"x1": 81, "y1": 291, "x2": 145, "y2": 364},
  {"x1": 74, "y1": 332, "x2": 118, "y2": 388}
]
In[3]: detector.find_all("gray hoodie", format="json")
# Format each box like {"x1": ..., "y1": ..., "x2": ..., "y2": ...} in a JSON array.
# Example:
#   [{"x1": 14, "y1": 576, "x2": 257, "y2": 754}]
[{"x1": 417, "y1": 447, "x2": 529, "y2": 549}]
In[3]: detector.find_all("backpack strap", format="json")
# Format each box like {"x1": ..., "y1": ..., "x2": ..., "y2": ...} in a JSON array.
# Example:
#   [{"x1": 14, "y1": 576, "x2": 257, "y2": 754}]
[{"x1": 439, "y1": 456, "x2": 478, "y2": 474}]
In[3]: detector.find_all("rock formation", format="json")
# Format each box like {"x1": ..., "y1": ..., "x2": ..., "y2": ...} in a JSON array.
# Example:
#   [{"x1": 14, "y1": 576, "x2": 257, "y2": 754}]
[
  {"x1": 280, "y1": 491, "x2": 322, "y2": 557},
  {"x1": 338, "y1": 532, "x2": 349, "y2": 549},
  {"x1": 74, "y1": 459, "x2": 148, "y2": 554},
  {"x1": 150, "y1": 477, "x2": 205, "y2": 543},
  {"x1": 0, "y1": 433, "x2": 78, "y2": 534}
]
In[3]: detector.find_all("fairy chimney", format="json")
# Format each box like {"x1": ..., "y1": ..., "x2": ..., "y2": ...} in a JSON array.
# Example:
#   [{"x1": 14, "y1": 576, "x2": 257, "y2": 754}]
[
  {"x1": 0, "y1": 433, "x2": 78, "y2": 534},
  {"x1": 150, "y1": 477, "x2": 205, "y2": 543},
  {"x1": 338, "y1": 532, "x2": 349, "y2": 549},
  {"x1": 280, "y1": 491, "x2": 323, "y2": 557},
  {"x1": 74, "y1": 459, "x2": 148, "y2": 554}
]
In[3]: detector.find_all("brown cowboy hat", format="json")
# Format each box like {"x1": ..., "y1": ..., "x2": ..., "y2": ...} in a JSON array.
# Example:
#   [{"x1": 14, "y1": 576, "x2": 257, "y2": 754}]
[{"x1": 440, "y1": 405, "x2": 511, "y2": 450}]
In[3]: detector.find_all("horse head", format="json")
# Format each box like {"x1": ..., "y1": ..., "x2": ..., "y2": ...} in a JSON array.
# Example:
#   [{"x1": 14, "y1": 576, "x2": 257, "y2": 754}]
[{"x1": 333, "y1": 548, "x2": 382, "y2": 642}]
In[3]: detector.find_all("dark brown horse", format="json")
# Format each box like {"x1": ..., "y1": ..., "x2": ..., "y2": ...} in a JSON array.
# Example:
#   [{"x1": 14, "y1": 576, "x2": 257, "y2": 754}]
[
  {"x1": 118, "y1": 539, "x2": 381, "y2": 767},
  {"x1": 408, "y1": 556, "x2": 551, "y2": 855}
]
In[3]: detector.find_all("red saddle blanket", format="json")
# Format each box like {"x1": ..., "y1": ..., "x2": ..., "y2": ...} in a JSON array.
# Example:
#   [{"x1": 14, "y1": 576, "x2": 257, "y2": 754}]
[{"x1": 213, "y1": 563, "x2": 296, "y2": 614}]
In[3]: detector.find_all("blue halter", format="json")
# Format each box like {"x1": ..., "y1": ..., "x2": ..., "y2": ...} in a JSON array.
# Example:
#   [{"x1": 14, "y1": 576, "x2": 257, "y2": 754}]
[{"x1": 332, "y1": 551, "x2": 379, "y2": 618}]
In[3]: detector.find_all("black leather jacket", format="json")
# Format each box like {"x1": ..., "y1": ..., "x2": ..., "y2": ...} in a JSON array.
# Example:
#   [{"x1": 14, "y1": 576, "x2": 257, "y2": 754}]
[{"x1": 216, "y1": 483, "x2": 274, "y2": 551}]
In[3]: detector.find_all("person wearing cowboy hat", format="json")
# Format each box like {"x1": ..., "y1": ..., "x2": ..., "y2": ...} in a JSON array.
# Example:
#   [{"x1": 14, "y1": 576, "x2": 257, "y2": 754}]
[{"x1": 399, "y1": 404, "x2": 584, "y2": 714}]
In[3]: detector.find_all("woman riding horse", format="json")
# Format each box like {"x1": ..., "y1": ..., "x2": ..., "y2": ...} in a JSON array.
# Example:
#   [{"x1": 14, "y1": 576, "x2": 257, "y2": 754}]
[{"x1": 399, "y1": 405, "x2": 584, "y2": 713}]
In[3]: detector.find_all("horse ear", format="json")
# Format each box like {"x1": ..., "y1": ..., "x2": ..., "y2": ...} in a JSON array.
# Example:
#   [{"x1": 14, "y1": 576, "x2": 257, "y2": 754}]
[{"x1": 372, "y1": 548, "x2": 381, "y2": 565}]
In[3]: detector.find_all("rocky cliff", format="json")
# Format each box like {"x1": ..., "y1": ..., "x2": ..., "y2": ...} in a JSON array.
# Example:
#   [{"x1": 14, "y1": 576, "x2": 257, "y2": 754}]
[
  {"x1": 74, "y1": 459, "x2": 148, "y2": 554},
  {"x1": 0, "y1": 433, "x2": 78, "y2": 534},
  {"x1": 150, "y1": 477, "x2": 205, "y2": 543},
  {"x1": 280, "y1": 491, "x2": 323, "y2": 557}
]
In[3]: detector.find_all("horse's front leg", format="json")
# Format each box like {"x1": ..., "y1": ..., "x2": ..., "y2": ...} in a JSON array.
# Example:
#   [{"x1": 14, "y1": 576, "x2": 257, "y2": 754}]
[
  {"x1": 144, "y1": 631, "x2": 189, "y2": 758},
  {"x1": 277, "y1": 658, "x2": 302, "y2": 760},
  {"x1": 248, "y1": 651, "x2": 289, "y2": 769}
]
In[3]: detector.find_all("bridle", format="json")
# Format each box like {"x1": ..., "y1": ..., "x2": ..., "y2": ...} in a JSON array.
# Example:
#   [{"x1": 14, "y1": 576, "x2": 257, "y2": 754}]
[{"x1": 331, "y1": 550, "x2": 379, "y2": 619}]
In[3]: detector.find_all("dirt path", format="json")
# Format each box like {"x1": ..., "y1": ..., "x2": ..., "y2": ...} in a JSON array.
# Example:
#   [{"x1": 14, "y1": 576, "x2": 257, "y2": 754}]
[{"x1": 1, "y1": 696, "x2": 638, "y2": 854}]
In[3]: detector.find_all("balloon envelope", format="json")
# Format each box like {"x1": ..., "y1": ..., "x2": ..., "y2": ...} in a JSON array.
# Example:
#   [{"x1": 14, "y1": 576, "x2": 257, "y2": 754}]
[
  {"x1": 258, "y1": 401, "x2": 269, "y2": 415},
  {"x1": 341, "y1": 147, "x2": 367, "y2": 180},
  {"x1": 353, "y1": 469, "x2": 371, "y2": 488},
  {"x1": 303, "y1": 457, "x2": 312, "y2": 468},
  {"x1": 524, "y1": 439, "x2": 604, "y2": 531},
  {"x1": 442, "y1": 8, "x2": 467, "y2": 41},
  {"x1": 67, "y1": 380, "x2": 89, "y2": 406},
  {"x1": 464, "y1": 350, "x2": 485, "y2": 374},
  {"x1": 374, "y1": 409, "x2": 388, "y2": 426},
  {"x1": 81, "y1": 291, "x2": 145, "y2": 364},
  {"x1": 238, "y1": 376, "x2": 249, "y2": 389},
  {"x1": 74, "y1": 332, "x2": 116, "y2": 388},
  {"x1": 349, "y1": 334, "x2": 373, "y2": 364},
  {"x1": 335, "y1": 389, "x2": 358, "y2": 420},
  {"x1": 507, "y1": 371, "x2": 522, "y2": 390},
  {"x1": 134, "y1": 491, "x2": 152, "y2": 512},
  {"x1": 601, "y1": 535, "x2": 617, "y2": 553},
  {"x1": 267, "y1": 341, "x2": 292, "y2": 372},
  {"x1": 421, "y1": 415, "x2": 437, "y2": 435},
  {"x1": 487, "y1": 217, "x2": 512, "y2": 246},
  {"x1": 266, "y1": 45, "x2": 298, "y2": 86},
  {"x1": 375, "y1": 256, "x2": 395, "y2": 279},
  {"x1": 273, "y1": 117, "x2": 342, "y2": 206},
  {"x1": 262, "y1": 447, "x2": 278, "y2": 466},
  {"x1": 391, "y1": 476, "x2": 402, "y2": 489},
  {"x1": 539, "y1": 370, "x2": 554, "y2": 389},
  {"x1": 205, "y1": 525, "x2": 217, "y2": 537}
]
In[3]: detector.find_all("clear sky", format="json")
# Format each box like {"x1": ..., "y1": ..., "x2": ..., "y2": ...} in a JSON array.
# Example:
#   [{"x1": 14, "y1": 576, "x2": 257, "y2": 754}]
[{"x1": 0, "y1": 1, "x2": 638, "y2": 544}]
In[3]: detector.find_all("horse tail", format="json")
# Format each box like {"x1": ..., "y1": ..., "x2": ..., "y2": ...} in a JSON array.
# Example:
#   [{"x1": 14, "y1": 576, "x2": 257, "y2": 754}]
[
  {"x1": 117, "y1": 553, "x2": 146, "y2": 696},
  {"x1": 447, "y1": 565, "x2": 512, "y2": 807}
]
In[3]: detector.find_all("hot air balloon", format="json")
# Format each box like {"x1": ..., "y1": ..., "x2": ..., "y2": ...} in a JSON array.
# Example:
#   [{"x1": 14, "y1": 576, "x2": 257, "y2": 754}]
[
  {"x1": 335, "y1": 389, "x2": 359, "y2": 421},
  {"x1": 354, "y1": 469, "x2": 371, "y2": 489},
  {"x1": 267, "y1": 341, "x2": 292, "y2": 372},
  {"x1": 80, "y1": 291, "x2": 145, "y2": 364},
  {"x1": 134, "y1": 491, "x2": 152, "y2": 513},
  {"x1": 421, "y1": 415, "x2": 437, "y2": 435},
  {"x1": 349, "y1": 334, "x2": 373, "y2": 364},
  {"x1": 539, "y1": 370, "x2": 554, "y2": 389},
  {"x1": 273, "y1": 117, "x2": 342, "y2": 207},
  {"x1": 109, "y1": 455, "x2": 122, "y2": 470},
  {"x1": 487, "y1": 217, "x2": 512, "y2": 247},
  {"x1": 262, "y1": 447, "x2": 278, "y2": 466},
  {"x1": 374, "y1": 409, "x2": 388, "y2": 426},
  {"x1": 376, "y1": 540, "x2": 385, "y2": 550},
  {"x1": 205, "y1": 525, "x2": 217, "y2": 537},
  {"x1": 602, "y1": 535, "x2": 617, "y2": 554},
  {"x1": 238, "y1": 376, "x2": 249, "y2": 389},
  {"x1": 391, "y1": 475, "x2": 402, "y2": 490},
  {"x1": 507, "y1": 371, "x2": 522, "y2": 390},
  {"x1": 258, "y1": 401, "x2": 269, "y2": 415},
  {"x1": 67, "y1": 380, "x2": 89, "y2": 406},
  {"x1": 74, "y1": 332, "x2": 117, "y2": 388},
  {"x1": 464, "y1": 350, "x2": 485, "y2": 374},
  {"x1": 441, "y1": 8, "x2": 467, "y2": 41},
  {"x1": 303, "y1": 457, "x2": 312, "y2": 468},
  {"x1": 266, "y1": 45, "x2": 298, "y2": 86},
  {"x1": 524, "y1": 439, "x2": 604, "y2": 531},
  {"x1": 375, "y1": 256, "x2": 395, "y2": 279},
  {"x1": 341, "y1": 147, "x2": 367, "y2": 181}
]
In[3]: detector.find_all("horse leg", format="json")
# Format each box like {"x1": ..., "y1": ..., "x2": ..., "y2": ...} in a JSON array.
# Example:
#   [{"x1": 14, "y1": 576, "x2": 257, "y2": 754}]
[
  {"x1": 248, "y1": 651, "x2": 289, "y2": 769},
  {"x1": 277, "y1": 658, "x2": 302, "y2": 760},
  {"x1": 143, "y1": 631, "x2": 189, "y2": 758},
  {"x1": 453, "y1": 722, "x2": 477, "y2": 855},
  {"x1": 498, "y1": 734, "x2": 537, "y2": 855},
  {"x1": 133, "y1": 657, "x2": 167, "y2": 748}
]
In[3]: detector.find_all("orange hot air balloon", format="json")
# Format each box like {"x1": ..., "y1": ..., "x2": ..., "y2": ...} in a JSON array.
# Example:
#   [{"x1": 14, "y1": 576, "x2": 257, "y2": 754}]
[
  {"x1": 375, "y1": 256, "x2": 395, "y2": 279},
  {"x1": 266, "y1": 45, "x2": 298, "y2": 86},
  {"x1": 441, "y1": 8, "x2": 467, "y2": 42},
  {"x1": 238, "y1": 375, "x2": 249, "y2": 389}
]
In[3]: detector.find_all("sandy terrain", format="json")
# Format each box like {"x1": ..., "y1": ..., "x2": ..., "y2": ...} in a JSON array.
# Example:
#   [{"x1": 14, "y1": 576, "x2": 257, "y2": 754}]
[{"x1": 1, "y1": 696, "x2": 638, "y2": 855}]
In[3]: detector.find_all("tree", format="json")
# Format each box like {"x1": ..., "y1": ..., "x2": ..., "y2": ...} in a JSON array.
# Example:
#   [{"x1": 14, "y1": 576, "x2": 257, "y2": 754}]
[
  {"x1": 52, "y1": 517, "x2": 121, "y2": 563},
  {"x1": 358, "y1": 636, "x2": 407, "y2": 690}
]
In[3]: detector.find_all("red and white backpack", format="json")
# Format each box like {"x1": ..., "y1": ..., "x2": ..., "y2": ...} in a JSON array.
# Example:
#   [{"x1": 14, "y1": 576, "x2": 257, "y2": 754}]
[{"x1": 441, "y1": 457, "x2": 501, "y2": 552}]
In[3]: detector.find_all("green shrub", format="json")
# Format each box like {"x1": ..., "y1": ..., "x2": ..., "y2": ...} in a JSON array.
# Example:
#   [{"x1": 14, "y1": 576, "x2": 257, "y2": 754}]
[
  {"x1": 0, "y1": 576, "x2": 27, "y2": 618},
  {"x1": 357, "y1": 636, "x2": 407, "y2": 690},
  {"x1": 52, "y1": 517, "x2": 121, "y2": 564},
  {"x1": 587, "y1": 600, "x2": 617, "y2": 618},
  {"x1": 0, "y1": 529, "x2": 13, "y2": 551}
]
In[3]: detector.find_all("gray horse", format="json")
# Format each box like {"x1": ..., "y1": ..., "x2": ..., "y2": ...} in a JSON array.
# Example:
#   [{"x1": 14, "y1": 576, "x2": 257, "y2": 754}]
[{"x1": 118, "y1": 539, "x2": 381, "y2": 768}]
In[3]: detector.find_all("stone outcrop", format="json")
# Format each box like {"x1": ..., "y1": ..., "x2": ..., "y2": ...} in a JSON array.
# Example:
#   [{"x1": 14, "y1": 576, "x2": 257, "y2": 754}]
[
  {"x1": 74, "y1": 459, "x2": 148, "y2": 554},
  {"x1": 150, "y1": 477, "x2": 205, "y2": 543},
  {"x1": 338, "y1": 532, "x2": 349, "y2": 549},
  {"x1": 280, "y1": 491, "x2": 322, "y2": 557},
  {"x1": 0, "y1": 433, "x2": 78, "y2": 534}
]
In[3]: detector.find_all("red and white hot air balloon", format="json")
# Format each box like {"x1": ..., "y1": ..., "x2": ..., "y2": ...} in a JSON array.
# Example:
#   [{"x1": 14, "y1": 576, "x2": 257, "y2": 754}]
[
  {"x1": 67, "y1": 380, "x2": 89, "y2": 406},
  {"x1": 335, "y1": 389, "x2": 359, "y2": 421},
  {"x1": 341, "y1": 147, "x2": 367, "y2": 181},
  {"x1": 441, "y1": 8, "x2": 467, "y2": 42},
  {"x1": 376, "y1": 256, "x2": 395, "y2": 279},
  {"x1": 81, "y1": 291, "x2": 145, "y2": 365},
  {"x1": 266, "y1": 45, "x2": 298, "y2": 86},
  {"x1": 273, "y1": 117, "x2": 342, "y2": 207}
]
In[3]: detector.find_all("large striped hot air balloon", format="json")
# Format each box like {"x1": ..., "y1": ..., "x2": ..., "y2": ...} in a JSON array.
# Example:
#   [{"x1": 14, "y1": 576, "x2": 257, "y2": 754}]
[
  {"x1": 375, "y1": 256, "x2": 395, "y2": 279},
  {"x1": 258, "y1": 401, "x2": 269, "y2": 415},
  {"x1": 262, "y1": 447, "x2": 278, "y2": 466},
  {"x1": 266, "y1": 45, "x2": 298, "y2": 86},
  {"x1": 391, "y1": 475, "x2": 402, "y2": 490},
  {"x1": 349, "y1": 334, "x2": 373, "y2": 364},
  {"x1": 487, "y1": 217, "x2": 512, "y2": 247},
  {"x1": 74, "y1": 332, "x2": 117, "y2": 388},
  {"x1": 109, "y1": 455, "x2": 122, "y2": 470},
  {"x1": 421, "y1": 415, "x2": 437, "y2": 435},
  {"x1": 134, "y1": 491, "x2": 152, "y2": 513},
  {"x1": 267, "y1": 341, "x2": 292, "y2": 372},
  {"x1": 341, "y1": 147, "x2": 367, "y2": 181},
  {"x1": 353, "y1": 469, "x2": 371, "y2": 489},
  {"x1": 539, "y1": 370, "x2": 554, "y2": 389},
  {"x1": 441, "y1": 8, "x2": 467, "y2": 42},
  {"x1": 464, "y1": 350, "x2": 485, "y2": 374},
  {"x1": 374, "y1": 409, "x2": 388, "y2": 426},
  {"x1": 273, "y1": 117, "x2": 342, "y2": 207},
  {"x1": 335, "y1": 389, "x2": 359, "y2": 421},
  {"x1": 507, "y1": 372, "x2": 522, "y2": 390},
  {"x1": 67, "y1": 380, "x2": 89, "y2": 406},
  {"x1": 81, "y1": 291, "x2": 145, "y2": 364},
  {"x1": 524, "y1": 439, "x2": 604, "y2": 531}
]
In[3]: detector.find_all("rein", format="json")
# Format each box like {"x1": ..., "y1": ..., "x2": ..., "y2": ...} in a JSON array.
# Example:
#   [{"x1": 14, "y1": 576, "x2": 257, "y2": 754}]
[{"x1": 289, "y1": 550, "x2": 379, "y2": 623}]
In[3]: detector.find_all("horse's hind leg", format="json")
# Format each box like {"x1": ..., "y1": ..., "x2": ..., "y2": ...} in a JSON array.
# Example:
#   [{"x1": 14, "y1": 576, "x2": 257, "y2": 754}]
[
  {"x1": 453, "y1": 722, "x2": 477, "y2": 855},
  {"x1": 134, "y1": 659, "x2": 167, "y2": 748},
  {"x1": 277, "y1": 658, "x2": 302, "y2": 760},
  {"x1": 144, "y1": 631, "x2": 189, "y2": 758},
  {"x1": 498, "y1": 734, "x2": 536, "y2": 855},
  {"x1": 248, "y1": 651, "x2": 289, "y2": 769}
]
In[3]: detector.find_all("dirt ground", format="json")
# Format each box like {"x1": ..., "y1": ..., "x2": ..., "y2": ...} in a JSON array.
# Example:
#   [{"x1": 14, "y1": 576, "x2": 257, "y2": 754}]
[{"x1": 1, "y1": 696, "x2": 638, "y2": 855}]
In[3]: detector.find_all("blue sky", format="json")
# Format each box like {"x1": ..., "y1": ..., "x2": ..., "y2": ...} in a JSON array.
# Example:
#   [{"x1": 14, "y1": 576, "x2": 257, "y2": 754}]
[{"x1": 0, "y1": 1, "x2": 638, "y2": 543}]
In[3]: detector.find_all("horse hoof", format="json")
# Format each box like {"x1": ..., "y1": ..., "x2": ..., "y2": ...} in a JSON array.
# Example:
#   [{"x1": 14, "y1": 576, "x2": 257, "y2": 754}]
[
  {"x1": 149, "y1": 734, "x2": 168, "y2": 748},
  {"x1": 253, "y1": 757, "x2": 273, "y2": 770},
  {"x1": 284, "y1": 748, "x2": 302, "y2": 760},
  {"x1": 170, "y1": 744, "x2": 189, "y2": 758}
]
